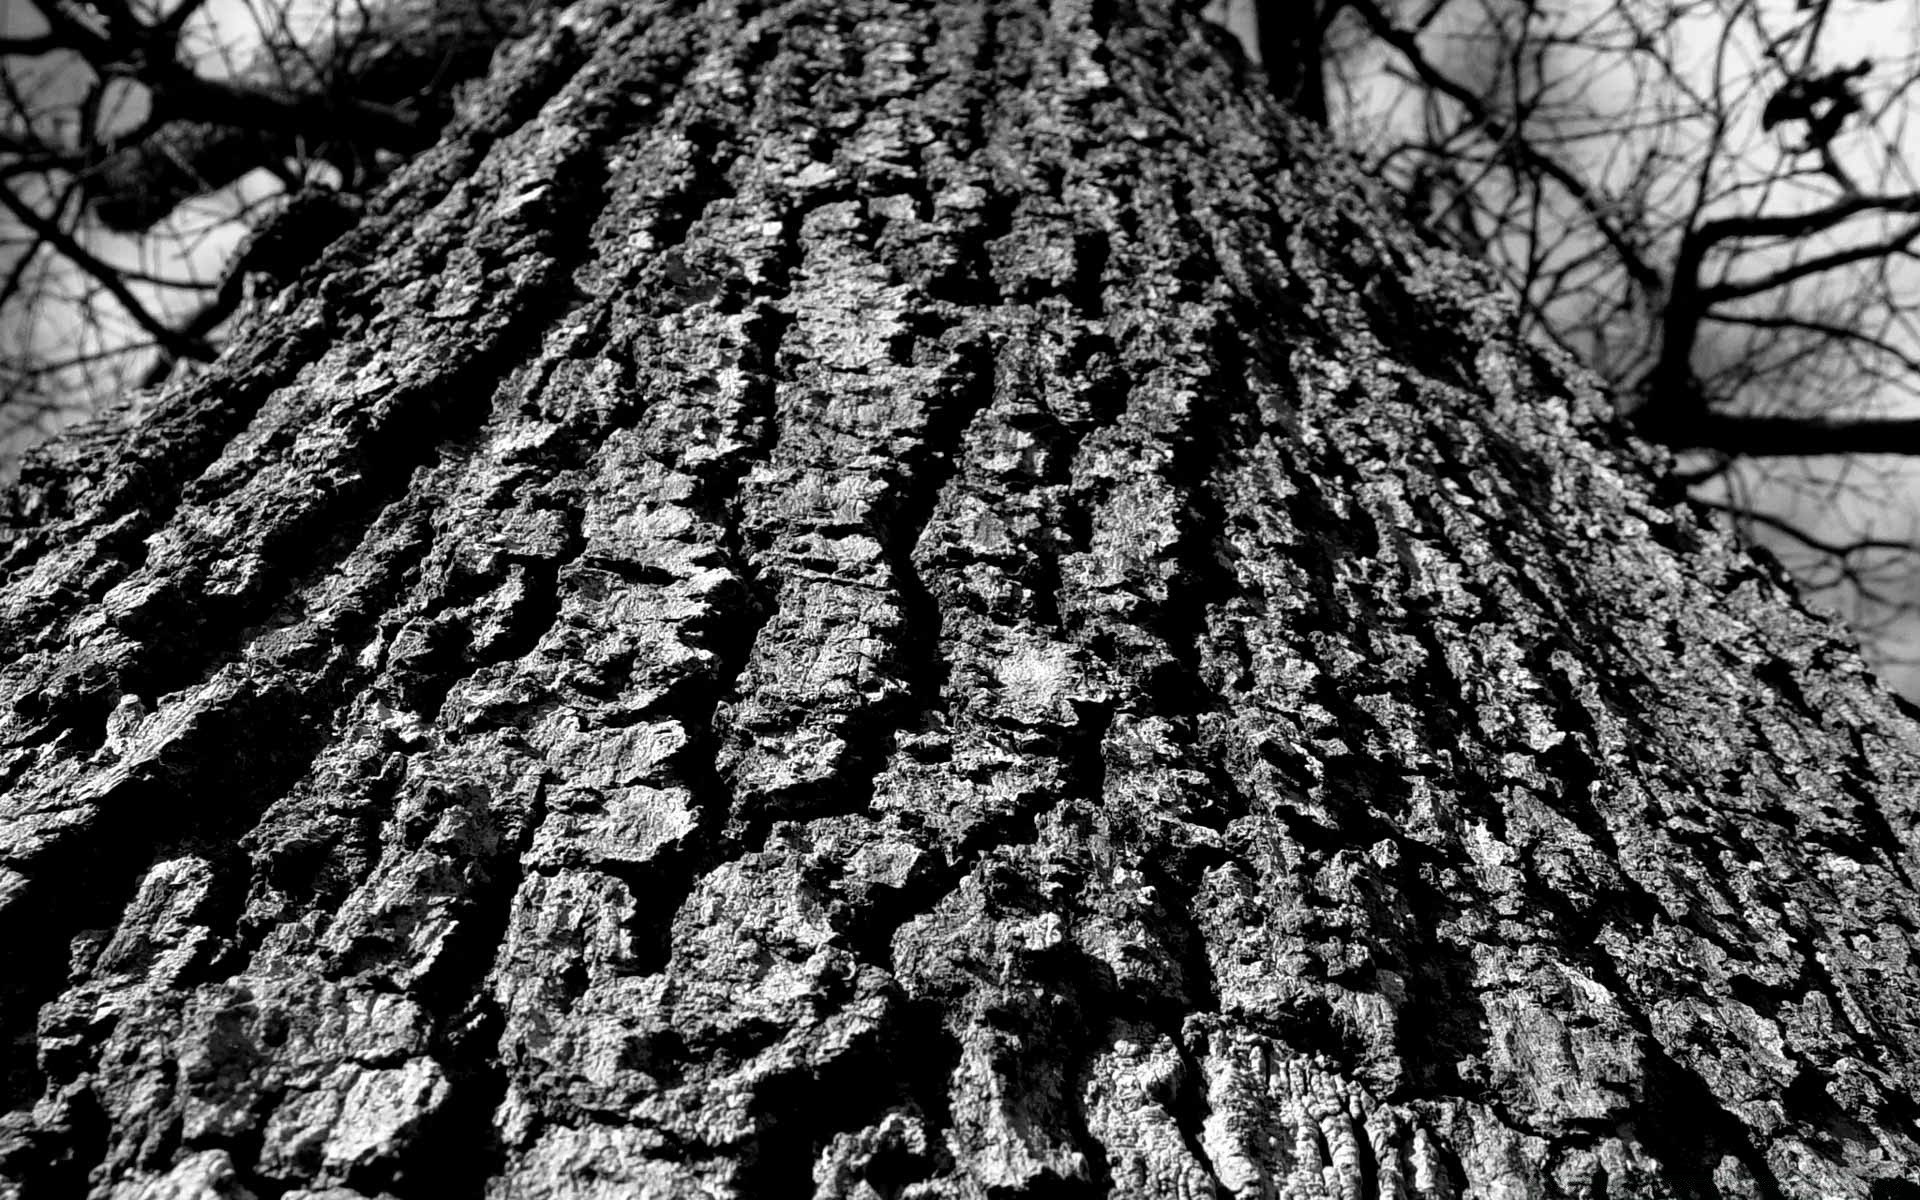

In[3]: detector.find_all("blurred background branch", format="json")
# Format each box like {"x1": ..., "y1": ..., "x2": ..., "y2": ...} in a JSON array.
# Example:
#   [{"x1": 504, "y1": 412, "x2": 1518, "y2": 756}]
[
  {"x1": 1244, "y1": 0, "x2": 1920, "y2": 692},
  {"x1": 0, "y1": 0, "x2": 540, "y2": 470}
]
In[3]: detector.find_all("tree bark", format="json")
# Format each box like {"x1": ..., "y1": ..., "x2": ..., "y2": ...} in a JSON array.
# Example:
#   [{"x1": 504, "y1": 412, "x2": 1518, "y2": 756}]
[{"x1": 5, "y1": 0, "x2": 1920, "y2": 1196}]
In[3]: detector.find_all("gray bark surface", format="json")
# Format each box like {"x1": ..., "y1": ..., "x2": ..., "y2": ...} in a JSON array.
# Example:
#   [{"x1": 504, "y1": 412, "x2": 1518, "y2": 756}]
[{"x1": 5, "y1": 0, "x2": 1920, "y2": 1196}]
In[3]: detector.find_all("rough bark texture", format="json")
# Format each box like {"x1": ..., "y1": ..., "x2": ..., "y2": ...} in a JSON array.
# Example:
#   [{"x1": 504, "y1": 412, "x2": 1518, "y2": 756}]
[{"x1": 5, "y1": 0, "x2": 1920, "y2": 1196}]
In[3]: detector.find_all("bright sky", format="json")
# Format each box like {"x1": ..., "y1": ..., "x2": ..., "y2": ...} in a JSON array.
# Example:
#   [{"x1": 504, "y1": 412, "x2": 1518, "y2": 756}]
[{"x1": 0, "y1": 0, "x2": 298, "y2": 470}]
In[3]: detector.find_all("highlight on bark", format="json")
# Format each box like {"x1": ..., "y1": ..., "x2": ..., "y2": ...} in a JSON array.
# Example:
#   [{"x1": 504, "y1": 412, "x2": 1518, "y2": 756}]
[{"x1": 4, "y1": 0, "x2": 1920, "y2": 1196}]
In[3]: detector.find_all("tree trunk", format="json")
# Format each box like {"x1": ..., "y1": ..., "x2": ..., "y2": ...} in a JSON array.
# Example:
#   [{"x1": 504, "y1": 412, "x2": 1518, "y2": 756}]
[{"x1": 5, "y1": 0, "x2": 1920, "y2": 1196}]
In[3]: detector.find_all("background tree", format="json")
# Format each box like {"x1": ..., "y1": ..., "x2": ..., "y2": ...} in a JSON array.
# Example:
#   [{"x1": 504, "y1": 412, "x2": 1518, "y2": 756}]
[
  {"x1": 1261, "y1": 0, "x2": 1920, "y2": 689},
  {"x1": 0, "y1": 0, "x2": 539, "y2": 469},
  {"x1": 6, "y1": 0, "x2": 1920, "y2": 1194}
]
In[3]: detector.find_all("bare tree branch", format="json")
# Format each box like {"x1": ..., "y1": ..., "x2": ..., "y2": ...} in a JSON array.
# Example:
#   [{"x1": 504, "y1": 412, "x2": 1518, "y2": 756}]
[
  {"x1": 0, "y1": 180, "x2": 211, "y2": 361},
  {"x1": 1343, "y1": 0, "x2": 1667, "y2": 301}
]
